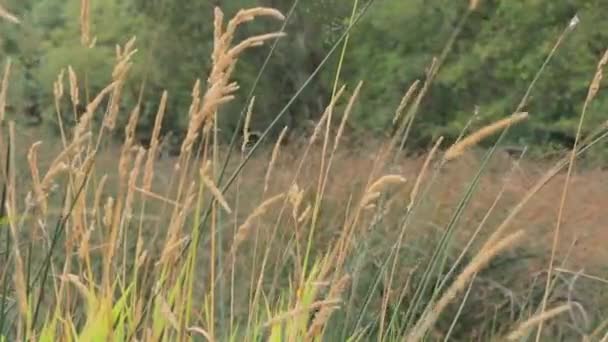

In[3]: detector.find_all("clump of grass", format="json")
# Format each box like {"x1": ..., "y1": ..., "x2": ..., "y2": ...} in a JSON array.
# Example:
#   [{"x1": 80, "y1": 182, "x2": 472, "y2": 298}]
[{"x1": 1, "y1": 3, "x2": 608, "y2": 342}]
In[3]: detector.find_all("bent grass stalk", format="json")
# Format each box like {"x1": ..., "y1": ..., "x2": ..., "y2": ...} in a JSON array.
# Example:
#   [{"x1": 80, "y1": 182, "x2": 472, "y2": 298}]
[{"x1": 536, "y1": 48, "x2": 608, "y2": 340}]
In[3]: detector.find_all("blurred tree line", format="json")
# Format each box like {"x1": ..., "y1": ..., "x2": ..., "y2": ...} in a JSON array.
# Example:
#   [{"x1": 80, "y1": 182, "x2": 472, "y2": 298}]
[{"x1": 0, "y1": 0, "x2": 607, "y2": 152}]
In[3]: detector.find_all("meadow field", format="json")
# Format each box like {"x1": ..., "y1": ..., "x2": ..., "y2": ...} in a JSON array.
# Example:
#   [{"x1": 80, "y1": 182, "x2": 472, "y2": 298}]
[{"x1": 1, "y1": 1, "x2": 608, "y2": 341}]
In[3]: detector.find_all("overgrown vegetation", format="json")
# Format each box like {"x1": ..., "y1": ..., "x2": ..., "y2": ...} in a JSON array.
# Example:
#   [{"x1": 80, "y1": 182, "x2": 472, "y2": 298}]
[
  {"x1": 0, "y1": 1, "x2": 608, "y2": 341},
  {"x1": 2, "y1": 0, "x2": 608, "y2": 151}
]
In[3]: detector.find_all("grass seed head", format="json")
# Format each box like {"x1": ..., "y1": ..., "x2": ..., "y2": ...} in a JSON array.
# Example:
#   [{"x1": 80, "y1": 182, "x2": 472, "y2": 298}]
[
  {"x1": 231, "y1": 193, "x2": 285, "y2": 257},
  {"x1": 143, "y1": 91, "x2": 167, "y2": 191},
  {"x1": 586, "y1": 49, "x2": 608, "y2": 102},
  {"x1": 68, "y1": 65, "x2": 80, "y2": 107},
  {"x1": 0, "y1": 59, "x2": 12, "y2": 123},
  {"x1": 80, "y1": 0, "x2": 90, "y2": 46},
  {"x1": 444, "y1": 112, "x2": 529, "y2": 161},
  {"x1": 242, "y1": 96, "x2": 256, "y2": 152},
  {"x1": 264, "y1": 126, "x2": 289, "y2": 193}
]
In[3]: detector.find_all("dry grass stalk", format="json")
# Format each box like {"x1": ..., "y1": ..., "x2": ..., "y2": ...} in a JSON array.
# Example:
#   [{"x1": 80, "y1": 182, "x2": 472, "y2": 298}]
[
  {"x1": 159, "y1": 185, "x2": 198, "y2": 266},
  {"x1": 333, "y1": 81, "x2": 363, "y2": 150},
  {"x1": 310, "y1": 85, "x2": 346, "y2": 144},
  {"x1": 506, "y1": 304, "x2": 571, "y2": 340},
  {"x1": 28, "y1": 134, "x2": 89, "y2": 215},
  {"x1": 0, "y1": 4, "x2": 19, "y2": 24},
  {"x1": 126, "y1": 108, "x2": 144, "y2": 144},
  {"x1": 241, "y1": 96, "x2": 255, "y2": 152},
  {"x1": 186, "y1": 326, "x2": 213, "y2": 341},
  {"x1": 480, "y1": 155, "x2": 567, "y2": 252},
  {"x1": 134, "y1": 187, "x2": 183, "y2": 208},
  {"x1": 390, "y1": 58, "x2": 438, "y2": 152},
  {"x1": 5, "y1": 122, "x2": 28, "y2": 340},
  {"x1": 71, "y1": 151, "x2": 93, "y2": 235},
  {"x1": 74, "y1": 82, "x2": 116, "y2": 140},
  {"x1": 406, "y1": 230, "x2": 525, "y2": 341},
  {"x1": 124, "y1": 147, "x2": 146, "y2": 219},
  {"x1": 122, "y1": 104, "x2": 141, "y2": 157},
  {"x1": 6, "y1": 208, "x2": 28, "y2": 325},
  {"x1": 68, "y1": 66, "x2": 79, "y2": 108},
  {"x1": 408, "y1": 136, "x2": 443, "y2": 211},
  {"x1": 200, "y1": 160, "x2": 232, "y2": 214},
  {"x1": 158, "y1": 295, "x2": 180, "y2": 331},
  {"x1": 361, "y1": 174, "x2": 407, "y2": 208},
  {"x1": 143, "y1": 91, "x2": 167, "y2": 191},
  {"x1": 223, "y1": 8, "x2": 285, "y2": 41},
  {"x1": 188, "y1": 79, "x2": 201, "y2": 119},
  {"x1": 298, "y1": 204, "x2": 312, "y2": 223},
  {"x1": 118, "y1": 128, "x2": 138, "y2": 197},
  {"x1": 50, "y1": 132, "x2": 91, "y2": 173},
  {"x1": 103, "y1": 196, "x2": 114, "y2": 228},
  {"x1": 27, "y1": 142, "x2": 45, "y2": 213},
  {"x1": 262, "y1": 299, "x2": 342, "y2": 328},
  {"x1": 0, "y1": 59, "x2": 11, "y2": 123},
  {"x1": 6, "y1": 120, "x2": 15, "y2": 209},
  {"x1": 53, "y1": 69, "x2": 69, "y2": 147},
  {"x1": 230, "y1": 193, "x2": 285, "y2": 257},
  {"x1": 62, "y1": 274, "x2": 91, "y2": 301},
  {"x1": 264, "y1": 126, "x2": 289, "y2": 193},
  {"x1": 80, "y1": 0, "x2": 90, "y2": 46},
  {"x1": 537, "y1": 47, "x2": 608, "y2": 340},
  {"x1": 325, "y1": 172, "x2": 407, "y2": 280},
  {"x1": 181, "y1": 7, "x2": 285, "y2": 155},
  {"x1": 136, "y1": 249, "x2": 148, "y2": 269},
  {"x1": 105, "y1": 135, "x2": 142, "y2": 284},
  {"x1": 586, "y1": 49, "x2": 608, "y2": 103},
  {"x1": 73, "y1": 167, "x2": 93, "y2": 239},
  {"x1": 53, "y1": 69, "x2": 65, "y2": 101},
  {"x1": 306, "y1": 274, "x2": 351, "y2": 340},
  {"x1": 92, "y1": 174, "x2": 108, "y2": 218},
  {"x1": 105, "y1": 38, "x2": 137, "y2": 131},
  {"x1": 444, "y1": 112, "x2": 529, "y2": 161},
  {"x1": 392, "y1": 80, "x2": 420, "y2": 126},
  {"x1": 288, "y1": 183, "x2": 305, "y2": 220},
  {"x1": 159, "y1": 234, "x2": 190, "y2": 268},
  {"x1": 78, "y1": 227, "x2": 92, "y2": 261}
]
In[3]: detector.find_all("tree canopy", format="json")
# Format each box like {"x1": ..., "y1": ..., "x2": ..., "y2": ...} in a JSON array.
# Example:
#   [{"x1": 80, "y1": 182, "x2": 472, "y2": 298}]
[{"x1": 1, "y1": 0, "x2": 607, "y2": 151}]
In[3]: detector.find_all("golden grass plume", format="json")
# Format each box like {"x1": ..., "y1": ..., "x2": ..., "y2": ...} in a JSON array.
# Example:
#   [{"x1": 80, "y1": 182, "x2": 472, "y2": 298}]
[
  {"x1": 68, "y1": 65, "x2": 79, "y2": 108},
  {"x1": 80, "y1": 0, "x2": 90, "y2": 46},
  {"x1": 333, "y1": 81, "x2": 363, "y2": 150},
  {"x1": 586, "y1": 48, "x2": 608, "y2": 103},
  {"x1": 200, "y1": 160, "x2": 232, "y2": 214},
  {"x1": 444, "y1": 112, "x2": 529, "y2": 161},
  {"x1": 361, "y1": 174, "x2": 407, "y2": 208},
  {"x1": 181, "y1": 7, "x2": 285, "y2": 154},
  {"x1": 408, "y1": 136, "x2": 443, "y2": 211},
  {"x1": 264, "y1": 126, "x2": 289, "y2": 193},
  {"x1": 143, "y1": 91, "x2": 168, "y2": 191},
  {"x1": 506, "y1": 304, "x2": 572, "y2": 340},
  {"x1": 230, "y1": 193, "x2": 285, "y2": 257},
  {"x1": 242, "y1": 96, "x2": 255, "y2": 152},
  {"x1": 306, "y1": 274, "x2": 351, "y2": 340},
  {"x1": 392, "y1": 80, "x2": 420, "y2": 127}
]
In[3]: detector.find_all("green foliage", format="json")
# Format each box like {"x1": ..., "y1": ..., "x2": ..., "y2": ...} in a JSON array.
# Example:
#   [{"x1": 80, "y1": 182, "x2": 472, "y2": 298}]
[{"x1": 2, "y1": 0, "x2": 608, "y2": 149}]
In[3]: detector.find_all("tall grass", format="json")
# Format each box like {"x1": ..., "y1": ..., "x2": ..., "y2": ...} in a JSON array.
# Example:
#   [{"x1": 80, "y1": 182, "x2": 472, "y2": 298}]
[{"x1": 0, "y1": 3, "x2": 608, "y2": 342}]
